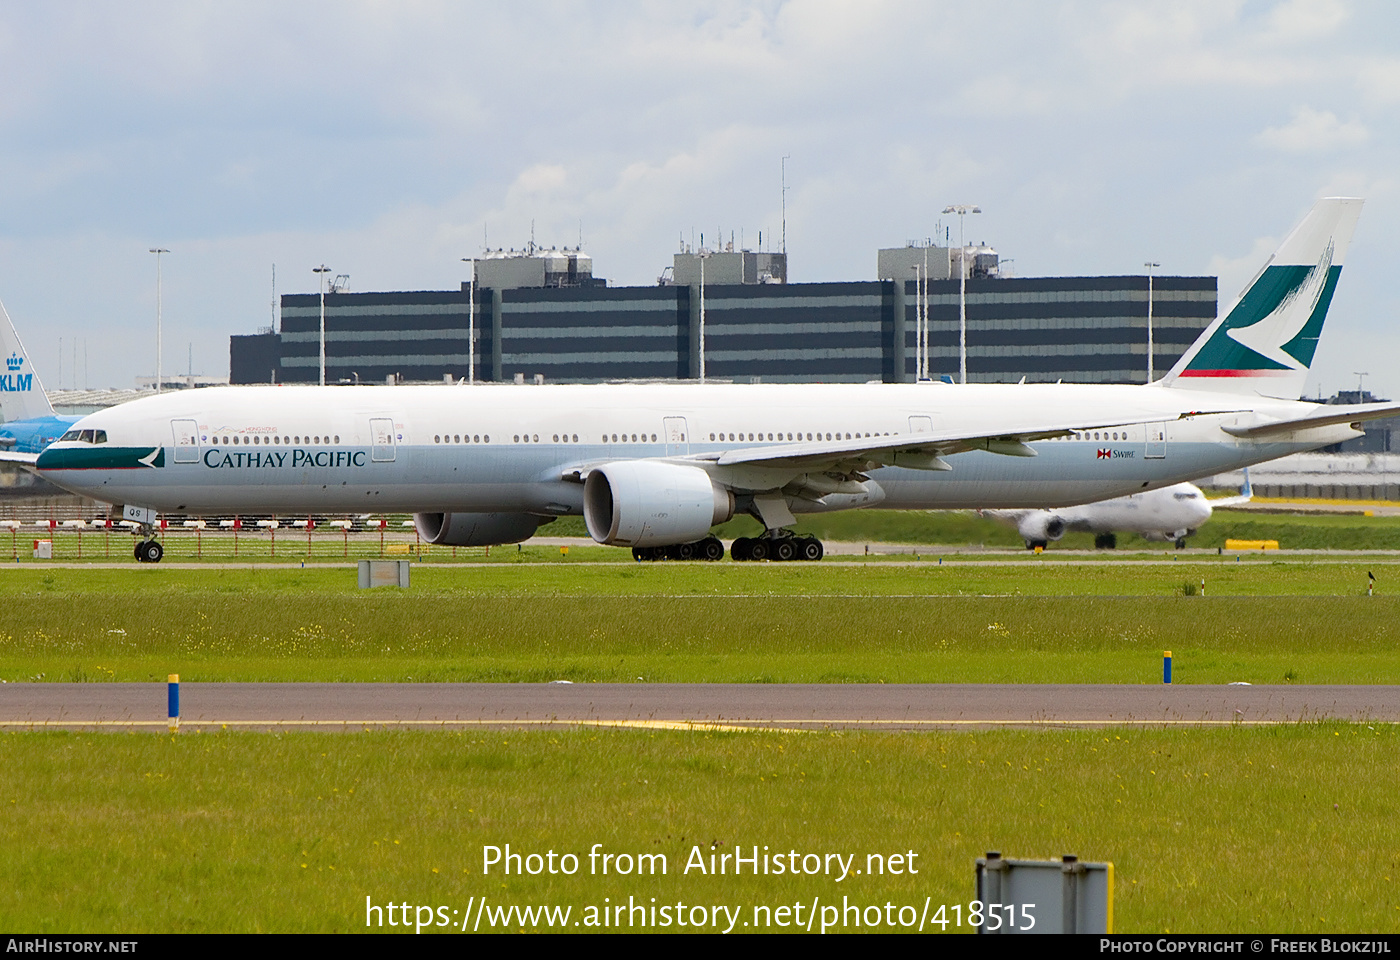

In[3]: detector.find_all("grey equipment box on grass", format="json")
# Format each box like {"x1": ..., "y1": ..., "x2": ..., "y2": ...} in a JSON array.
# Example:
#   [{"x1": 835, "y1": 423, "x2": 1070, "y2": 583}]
[
  {"x1": 975, "y1": 852, "x2": 1113, "y2": 934},
  {"x1": 358, "y1": 559, "x2": 410, "y2": 588}
]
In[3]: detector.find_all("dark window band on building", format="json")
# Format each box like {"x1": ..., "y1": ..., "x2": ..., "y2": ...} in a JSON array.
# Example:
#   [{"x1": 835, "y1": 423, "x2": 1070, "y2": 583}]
[{"x1": 230, "y1": 241, "x2": 1216, "y2": 386}]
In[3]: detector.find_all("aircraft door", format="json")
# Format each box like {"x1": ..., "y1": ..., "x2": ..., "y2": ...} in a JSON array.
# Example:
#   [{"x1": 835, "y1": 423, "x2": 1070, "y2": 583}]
[
  {"x1": 663, "y1": 417, "x2": 689, "y2": 456},
  {"x1": 171, "y1": 419, "x2": 200, "y2": 463},
  {"x1": 908, "y1": 416, "x2": 933, "y2": 434},
  {"x1": 370, "y1": 418, "x2": 396, "y2": 462},
  {"x1": 1145, "y1": 422, "x2": 1167, "y2": 459}
]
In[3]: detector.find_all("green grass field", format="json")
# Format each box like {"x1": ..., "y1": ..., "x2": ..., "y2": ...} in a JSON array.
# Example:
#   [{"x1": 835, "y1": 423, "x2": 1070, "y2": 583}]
[
  {"x1": 1, "y1": 564, "x2": 1398, "y2": 683},
  {"x1": 4, "y1": 558, "x2": 1398, "y2": 934},
  {"x1": 2, "y1": 726, "x2": 1396, "y2": 933}
]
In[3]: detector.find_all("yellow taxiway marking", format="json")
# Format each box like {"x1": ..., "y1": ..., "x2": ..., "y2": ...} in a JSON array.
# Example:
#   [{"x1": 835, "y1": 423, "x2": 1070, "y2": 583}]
[{"x1": 1, "y1": 718, "x2": 1392, "y2": 730}]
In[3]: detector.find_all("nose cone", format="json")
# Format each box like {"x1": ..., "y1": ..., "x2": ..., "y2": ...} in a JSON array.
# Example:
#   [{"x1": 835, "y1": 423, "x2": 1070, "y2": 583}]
[{"x1": 35, "y1": 444, "x2": 62, "y2": 471}]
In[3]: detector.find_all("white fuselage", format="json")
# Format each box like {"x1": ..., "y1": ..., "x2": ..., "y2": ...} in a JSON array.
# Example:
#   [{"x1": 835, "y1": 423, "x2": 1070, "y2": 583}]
[
  {"x1": 989, "y1": 482, "x2": 1216, "y2": 545},
  {"x1": 35, "y1": 380, "x2": 1356, "y2": 518}
]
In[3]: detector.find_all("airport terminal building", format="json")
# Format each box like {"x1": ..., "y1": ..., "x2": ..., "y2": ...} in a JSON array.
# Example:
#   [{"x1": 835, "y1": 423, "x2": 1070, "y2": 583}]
[{"x1": 230, "y1": 242, "x2": 1217, "y2": 387}]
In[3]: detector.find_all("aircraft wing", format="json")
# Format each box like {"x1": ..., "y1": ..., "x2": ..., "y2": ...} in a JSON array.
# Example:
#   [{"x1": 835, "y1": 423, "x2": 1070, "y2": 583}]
[
  {"x1": 1222, "y1": 402, "x2": 1400, "y2": 438},
  {"x1": 692, "y1": 415, "x2": 1177, "y2": 474},
  {"x1": 0, "y1": 450, "x2": 38, "y2": 467}
]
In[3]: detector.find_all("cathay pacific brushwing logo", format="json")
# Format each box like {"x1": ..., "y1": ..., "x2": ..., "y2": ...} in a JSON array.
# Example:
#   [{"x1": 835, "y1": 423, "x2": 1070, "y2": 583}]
[
  {"x1": 1225, "y1": 239, "x2": 1334, "y2": 371},
  {"x1": 1, "y1": 353, "x2": 32, "y2": 392},
  {"x1": 1184, "y1": 238, "x2": 1342, "y2": 376}
]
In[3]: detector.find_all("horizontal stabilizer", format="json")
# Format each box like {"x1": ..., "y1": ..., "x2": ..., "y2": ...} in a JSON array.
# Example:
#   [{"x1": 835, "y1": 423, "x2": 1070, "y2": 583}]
[{"x1": 1220, "y1": 402, "x2": 1400, "y2": 438}]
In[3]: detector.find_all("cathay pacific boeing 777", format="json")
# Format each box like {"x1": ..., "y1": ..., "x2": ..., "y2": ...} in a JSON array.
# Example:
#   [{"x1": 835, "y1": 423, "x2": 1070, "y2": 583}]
[{"x1": 14, "y1": 198, "x2": 1398, "y2": 562}]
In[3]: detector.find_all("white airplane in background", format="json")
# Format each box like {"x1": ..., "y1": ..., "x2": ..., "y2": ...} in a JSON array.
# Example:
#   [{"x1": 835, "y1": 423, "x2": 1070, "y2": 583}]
[
  {"x1": 986, "y1": 471, "x2": 1253, "y2": 550},
  {"x1": 9, "y1": 197, "x2": 1400, "y2": 563}
]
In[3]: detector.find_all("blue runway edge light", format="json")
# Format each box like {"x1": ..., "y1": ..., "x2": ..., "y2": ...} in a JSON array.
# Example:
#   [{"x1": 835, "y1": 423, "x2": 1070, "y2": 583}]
[{"x1": 168, "y1": 674, "x2": 179, "y2": 731}]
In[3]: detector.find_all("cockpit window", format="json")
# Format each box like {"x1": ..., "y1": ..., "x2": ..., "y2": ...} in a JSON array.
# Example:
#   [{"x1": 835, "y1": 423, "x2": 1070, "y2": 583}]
[{"x1": 58, "y1": 428, "x2": 109, "y2": 444}]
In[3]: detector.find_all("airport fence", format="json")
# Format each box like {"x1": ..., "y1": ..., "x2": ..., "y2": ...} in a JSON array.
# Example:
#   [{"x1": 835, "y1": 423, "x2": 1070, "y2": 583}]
[{"x1": 0, "y1": 504, "x2": 505, "y2": 563}]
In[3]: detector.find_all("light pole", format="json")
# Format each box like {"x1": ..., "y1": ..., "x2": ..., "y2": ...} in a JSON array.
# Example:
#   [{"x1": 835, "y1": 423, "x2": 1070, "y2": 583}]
[
  {"x1": 148, "y1": 248, "x2": 168, "y2": 393},
  {"x1": 313, "y1": 265, "x2": 331, "y2": 385},
  {"x1": 922, "y1": 244, "x2": 930, "y2": 382},
  {"x1": 698, "y1": 248, "x2": 709, "y2": 382},
  {"x1": 942, "y1": 204, "x2": 980, "y2": 384},
  {"x1": 1145, "y1": 262, "x2": 1160, "y2": 383},
  {"x1": 461, "y1": 258, "x2": 476, "y2": 384},
  {"x1": 912, "y1": 264, "x2": 922, "y2": 381}
]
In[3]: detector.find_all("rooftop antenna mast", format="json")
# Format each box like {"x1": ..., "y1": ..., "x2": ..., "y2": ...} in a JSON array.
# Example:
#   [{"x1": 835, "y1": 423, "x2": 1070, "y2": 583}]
[{"x1": 781, "y1": 155, "x2": 790, "y2": 255}]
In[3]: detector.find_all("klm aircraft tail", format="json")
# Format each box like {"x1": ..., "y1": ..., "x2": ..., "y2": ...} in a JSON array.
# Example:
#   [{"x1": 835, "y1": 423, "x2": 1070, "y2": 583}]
[
  {"x1": 0, "y1": 299, "x2": 56, "y2": 422},
  {"x1": 1159, "y1": 197, "x2": 1363, "y2": 399}
]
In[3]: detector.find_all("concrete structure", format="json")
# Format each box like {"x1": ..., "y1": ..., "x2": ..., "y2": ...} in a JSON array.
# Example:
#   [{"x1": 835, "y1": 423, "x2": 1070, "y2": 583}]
[
  {"x1": 672, "y1": 246, "x2": 787, "y2": 285},
  {"x1": 230, "y1": 241, "x2": 1216, "y2": 387}
]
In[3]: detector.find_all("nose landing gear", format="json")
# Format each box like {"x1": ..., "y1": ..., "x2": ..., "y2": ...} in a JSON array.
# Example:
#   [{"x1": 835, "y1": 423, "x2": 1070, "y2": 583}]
[{"x1": 132, "y1": 521, "x2": 164, "y2": 563}]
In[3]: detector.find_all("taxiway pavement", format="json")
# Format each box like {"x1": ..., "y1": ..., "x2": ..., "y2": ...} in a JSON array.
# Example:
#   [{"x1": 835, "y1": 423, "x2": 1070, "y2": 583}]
[{"x1": 2, "y1": 682, "x2": 1396, "y2": 731}]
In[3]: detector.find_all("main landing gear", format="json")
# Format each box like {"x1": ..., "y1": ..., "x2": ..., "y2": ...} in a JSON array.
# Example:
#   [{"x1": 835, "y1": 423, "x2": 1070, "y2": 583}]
[
  {"x1": 730, "y1": 534, "x2": 823, "y2": 562},
  {"x1": 631, "y1": 536, "x2": 725, "y2": 562},
  {"x1": 630, "y1": 533, "x2": 826, "y2": 562}
]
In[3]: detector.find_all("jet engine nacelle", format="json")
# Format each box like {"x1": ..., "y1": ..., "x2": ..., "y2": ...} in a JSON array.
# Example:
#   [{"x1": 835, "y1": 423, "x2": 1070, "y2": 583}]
[
  {"x1": 1015, "y1": 512, "x2": 1066, "y2": 544},
  {"x1": 414, "y1": 511, "x2": 544, "y2": 546},
  {"x1": 584, "y1": 461, "x2": 734, "y2": 547}
]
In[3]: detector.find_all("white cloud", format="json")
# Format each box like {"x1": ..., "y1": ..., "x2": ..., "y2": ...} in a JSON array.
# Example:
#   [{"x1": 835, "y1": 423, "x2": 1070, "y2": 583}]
[
  {"x1": 1209, "y1": 234, "x2": 1279, "y2": 304},
  {"x1": 1, "y1": 3, "x2": 1400, "y2": 393},
  {"x1": 1256, "y1": 106, "x2": 1369, "y2": 152},
  {"x1": 1357, "y1": 57, "x2": 1400, "y2": 104},
  {"x1": 1262, "y1": 0, "x2": 1351, "y2": 45}
]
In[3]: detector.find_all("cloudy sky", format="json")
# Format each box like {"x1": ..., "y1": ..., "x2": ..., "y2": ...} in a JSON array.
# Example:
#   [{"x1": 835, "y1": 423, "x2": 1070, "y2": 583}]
[{"x1": 1, "y1": 0, "x2": 1397, "y2": 396}]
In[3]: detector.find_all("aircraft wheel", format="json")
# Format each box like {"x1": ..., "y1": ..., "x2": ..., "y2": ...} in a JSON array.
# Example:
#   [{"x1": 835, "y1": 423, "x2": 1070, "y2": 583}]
[
  {"x1": 730, "y1": 537, "x2": 751, "y2": 561},
  {"x1": 632, "y1": 547, "x2": 649, "y2": 562},
  {"x1": 774, "y1": 538, "x2": 797, "y2": 562},
  {"x1": 799, "y1": 537, "x2": 824, "y2": 562},
  {"x1": 1175, "y1": 537, "x2": 1187, "y2": 550},
  {"x1": 1094, "y1": 533, "x2": 1117, "y2": 550},
  {"x1": 700, "y1": 537, "x2": 725, "y2": 561},
  {"x1": 139, "y1": 540, "x2": 164, "y2": 564},
  {"x1": 677, "y1": 541, "x2": 697, "y2": 561},
  {"x1": 134, "y1": 541, "x2": 146, "y2": 562},
  {"x1": 748, "y1": 538, "x2": 770, "y2": 562}
]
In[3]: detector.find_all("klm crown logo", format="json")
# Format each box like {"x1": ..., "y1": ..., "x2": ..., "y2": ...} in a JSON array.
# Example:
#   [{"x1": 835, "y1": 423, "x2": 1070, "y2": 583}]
[{"x1": 2, "y1": 353, "x2": 32, "y2": 392}]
